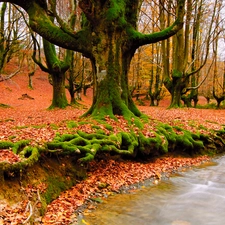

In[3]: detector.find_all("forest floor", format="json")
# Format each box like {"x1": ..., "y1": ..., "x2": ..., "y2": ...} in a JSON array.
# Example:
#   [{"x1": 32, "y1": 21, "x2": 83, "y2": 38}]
[{"x1": 0, "y1": 66, "x2": 225, "y2": 224}]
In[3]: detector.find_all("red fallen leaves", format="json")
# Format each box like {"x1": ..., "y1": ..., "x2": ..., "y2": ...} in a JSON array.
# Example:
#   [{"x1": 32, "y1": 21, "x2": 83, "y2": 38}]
[
  {"x1": 0, "y1": 150, "x2": 20, "y2": 164},
  {"x1": 0, "y1": 200, "x2": 31, "y2": 225}
]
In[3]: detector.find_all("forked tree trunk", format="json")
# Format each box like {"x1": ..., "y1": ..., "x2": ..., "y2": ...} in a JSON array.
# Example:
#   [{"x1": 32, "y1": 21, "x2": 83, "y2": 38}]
[{"x1": 84, "y1": 33, "x2": 141, "y2": 119}]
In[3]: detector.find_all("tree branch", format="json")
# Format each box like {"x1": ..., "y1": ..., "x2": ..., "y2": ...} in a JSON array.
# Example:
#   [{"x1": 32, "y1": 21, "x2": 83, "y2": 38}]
[
  {"x1": 129, "y1": 0, "x2": 185, "y2": 48},
  {"x1": 2, "y1": 0, "x2": 93, "y2": 58}
]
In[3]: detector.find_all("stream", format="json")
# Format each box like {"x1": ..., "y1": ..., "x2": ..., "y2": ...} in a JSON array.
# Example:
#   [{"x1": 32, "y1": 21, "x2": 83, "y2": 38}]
[{"x1": 79, "y1": 155, "x2": 225, "y2": 225}]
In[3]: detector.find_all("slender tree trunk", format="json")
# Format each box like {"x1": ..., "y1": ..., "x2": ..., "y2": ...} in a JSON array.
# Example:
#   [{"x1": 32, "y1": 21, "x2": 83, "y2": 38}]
[{"x1": 0, "y1": 3, "x2": 7, "y2": 73}]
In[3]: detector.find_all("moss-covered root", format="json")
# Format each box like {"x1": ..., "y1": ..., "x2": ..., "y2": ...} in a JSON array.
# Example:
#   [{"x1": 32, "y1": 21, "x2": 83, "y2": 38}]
[
  {"x1": 138, "y1": 124, "x2": 206, "y2": 157},
  {"x1": 0, "y1": 140, "x2": 40, "y2": 181},
  {"x1": 46, "y1": 123, "x2": 211, "y2": 163},
  {"x1": 47, "y1": 131, "x2": 139, "y2": 163},
  {"x1": 0, "y1": 140, "x2": 30, "y2": 154}
]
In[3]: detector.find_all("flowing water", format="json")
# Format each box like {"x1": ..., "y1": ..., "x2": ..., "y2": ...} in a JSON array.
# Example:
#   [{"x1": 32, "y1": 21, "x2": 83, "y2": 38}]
[{"x1": 79, "y1": 155, "x2": 225, "y2": 225}]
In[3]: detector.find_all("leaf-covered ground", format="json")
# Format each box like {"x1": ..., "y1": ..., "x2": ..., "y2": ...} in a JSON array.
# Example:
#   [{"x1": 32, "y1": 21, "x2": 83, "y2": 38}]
[{"x1": 0, "y1": 68, "x2": 224, "y2": 224}]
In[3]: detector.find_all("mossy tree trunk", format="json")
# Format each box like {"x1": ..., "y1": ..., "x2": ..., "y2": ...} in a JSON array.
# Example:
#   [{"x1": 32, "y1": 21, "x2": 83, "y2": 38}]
[
  {"x1": 84, "y1": 32, "x2": 141, "y2": 119},
  {"x1": 167, "y1": 71, "x2": 186, "y2": 108},
  {"x1": 4, "y1": 0, "x2": 185, "y2": 117},
  {"x1": 67, "y1": 53, "x2": 77, "y2": 105},
  {"x1": 149, "y1": 43, "x2": 163, "y2": 106},
  {"x1": 0, "y1": 3, "x2": 22, "y2": 73},
  {"x1": 33, "y1": 38, "x2": 69, "y2": 109},
  {"x1": 50, "y1": 70, "x2": 68, "y2": 109}
]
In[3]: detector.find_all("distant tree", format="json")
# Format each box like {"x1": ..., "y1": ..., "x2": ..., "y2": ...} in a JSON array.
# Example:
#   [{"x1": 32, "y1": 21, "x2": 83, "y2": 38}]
[
  {"x1": 161, "y1": 0, "x2": 222, "y2": 108},
  {"x1": 66, "y1": 52, "x2": 92, "y2": 104},
  {"x1": 212, "y1": 10, "x2": 225, "y2": 108},
  {"x1": 131, "y1": 1, "x2": 164, "y2": 106},
  {"x1": 0, "y1": 3, "x2": 25, "y2": 79}
]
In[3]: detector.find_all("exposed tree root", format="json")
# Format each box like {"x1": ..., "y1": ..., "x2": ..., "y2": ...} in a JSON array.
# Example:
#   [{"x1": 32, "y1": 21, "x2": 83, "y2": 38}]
[{"x1": 0, "y1": 141, "x2": 40, "y2": 181}]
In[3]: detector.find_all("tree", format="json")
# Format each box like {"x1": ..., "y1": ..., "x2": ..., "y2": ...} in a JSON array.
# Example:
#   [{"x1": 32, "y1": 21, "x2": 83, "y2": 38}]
[
  {"x1": 161, "y1": 0, "x2": 221, "y2": 108},
  {"x1": 31, "y1": 0, "x2": 77, "y2": 109},
  {"x1": 35, "y1": 38, "x2": 70, "y2": 109},
  {"x1": 0, "y1": 3, "x2": 25, "y2": 78},
  {"x1": 65, "y1": 52, "x2": 92, "y2": 104},
  {"x1": 212, "y1": 4, "x2": 225, "y2": 108},
  {"x1": 129, "y1": 1, "x2": 165, "y2": 106},
  {"x1": 0, "y1": 0, "x2": 185, "y2": 119}
]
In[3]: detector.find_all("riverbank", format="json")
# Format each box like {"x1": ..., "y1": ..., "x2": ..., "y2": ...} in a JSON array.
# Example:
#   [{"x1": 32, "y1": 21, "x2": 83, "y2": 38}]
[
  {"x1": 0, "y1": 153, "x2": 211, "y2": 224},
  {"x1": 79, "y1": 155, "x2": 225, "y2": 225},
  {"x1": 41, "y1": 155, "x2": 210, "y2": 224}
]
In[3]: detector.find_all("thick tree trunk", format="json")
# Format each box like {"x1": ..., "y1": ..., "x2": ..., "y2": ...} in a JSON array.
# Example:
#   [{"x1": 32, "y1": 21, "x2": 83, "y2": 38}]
[
  {"x1": 49, "y1": 72, "x2": 68, "y2": 109},
  {"x1": 84, "y1": 33, "x2": 141, "y2": 119},
  {"x1": 169, "y1": 77, "x2": 183, "y2": 108},
  {"x1": 42, "y1": 39, "x2": 69, "y2": 109}
]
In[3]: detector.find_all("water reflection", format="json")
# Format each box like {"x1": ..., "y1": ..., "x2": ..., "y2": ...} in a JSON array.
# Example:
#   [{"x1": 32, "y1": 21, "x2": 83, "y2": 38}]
[{"x1": 81, "y1": 156, "x2": 225, "y2": 225}]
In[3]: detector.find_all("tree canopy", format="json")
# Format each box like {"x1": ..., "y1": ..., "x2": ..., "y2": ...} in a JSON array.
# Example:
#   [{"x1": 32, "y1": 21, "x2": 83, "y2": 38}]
[{"x1": 0, "y1": 0, "x2": 185, "y2": 55}]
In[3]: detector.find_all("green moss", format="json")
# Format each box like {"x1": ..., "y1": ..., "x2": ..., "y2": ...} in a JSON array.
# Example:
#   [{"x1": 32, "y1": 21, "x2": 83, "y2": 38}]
[
  {"x1": 105, "y1": 0, "x2": 125, "y2": 22},
  {"x1": 8, "y1": 135, "x2": 17, "y2": 140},
  {"x1": 69, "y1": 137, "x2": 88, "y2": 146},
  {"x1": 32, "y1": 125, "x2": 46, "y2": 129},
  {"x1": 78, "y1": 121, "x2": 90, "y2": 126},
  {"x1": 104, "y1": 124, "x2": 113, "y2": 131},
  {"x1": 0, "y1": 141, "x2": 14, "y2": 149},
  {"x1": 19, "y1": 146, "x2": 40, "y2": 162},
  {"x1": 77, "y1": 131, "x2": 106, "y2": 140},
  {"x1": 176, "y1": 135, "x2": 193, "y2": 149},
  {"x1": 188, "y1": 120, "x2": 196, "y2": 127},
  {"x1": 50, "y1": 123, "x2": 59, "y2": 130},
  {"x1": 157, "y1": 126, "x2": 176, "y2": 143},
  {"x1": 198, "y1": 124, "x2": 207, "y2": 130},
  {"x1": 96, "y1": 129, "x2": 106, "y2": 135},
  {"x1": 42, "y1": 177, "x2": 67, "y2": 204},
  {"x1": 47, "y1": 142, "x2": 63, "y2": 149},
  {"x1": 14, "y1": 125, "x2": 28, "y2": 129},
  {"x1": 191, "y1": 132, "x2": 200, "y2": 140},
  {"x1": 66, "y1": 120, "x2": 77, "y2": 128},
  {"x1": 217, "y1": 129, "x2": 225, "y2": 135},
  {"x1": 172, "y1": 70, "x2": 183, "y2": 78},
  {"x1": 60, "y1": 134, "x2": 77, "y2": 142},
  {"x1": 192, "y1": 140, "x2": 204, "y2": 149},
  {"x1": 173, "y1": 126, "x2": 183, "y2": 131},
  {"x1": 12, "y1": 140, "x2": 30, "y2": 154},
  {"x1": 92, "y1": 125, "x2": 101, "y2": 129}
]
